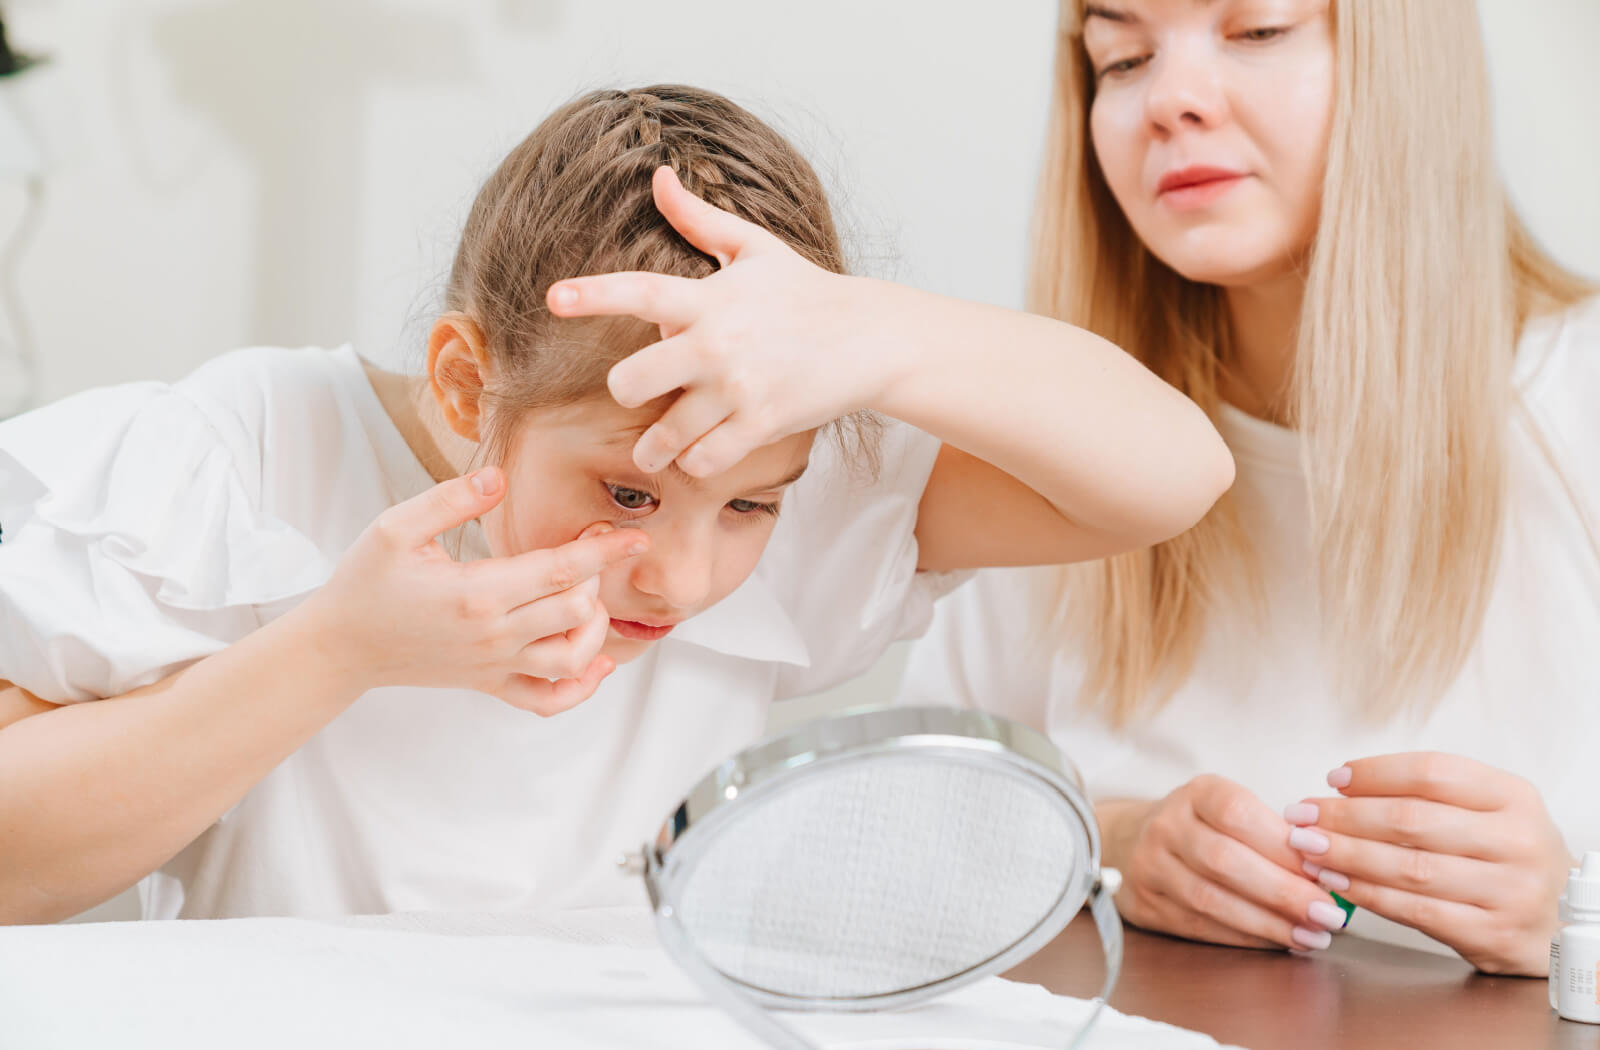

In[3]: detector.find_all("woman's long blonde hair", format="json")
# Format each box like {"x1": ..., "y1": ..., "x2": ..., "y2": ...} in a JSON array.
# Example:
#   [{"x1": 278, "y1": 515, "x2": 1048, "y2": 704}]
[{"x1": 1036, "y1": 0, "x2": 1596, "y2": 726}]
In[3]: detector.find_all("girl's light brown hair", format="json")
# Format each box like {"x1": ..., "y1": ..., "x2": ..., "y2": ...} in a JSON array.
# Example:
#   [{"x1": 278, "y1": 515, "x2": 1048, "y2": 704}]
[
  {"x1": 444, "y1": 84, "x2": 869, "y2": 467},
  {"x1": 1034, "y1": 0, "x2": 1596, "y2": 726}
]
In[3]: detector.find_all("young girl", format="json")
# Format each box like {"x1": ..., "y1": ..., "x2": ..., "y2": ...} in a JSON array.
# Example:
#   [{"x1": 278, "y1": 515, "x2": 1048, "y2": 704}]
[
  {"x1": 0, "y1": 85, "x2": 1232, "y2": 922},
  {"x1": 896, "y1": 0, "x2": 1599, "y2": 976}
]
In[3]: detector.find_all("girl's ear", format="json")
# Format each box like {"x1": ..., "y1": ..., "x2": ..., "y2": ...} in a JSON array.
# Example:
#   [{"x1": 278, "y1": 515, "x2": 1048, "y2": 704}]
[{"x1": 427, "y1": 312, "x2": 494, "y2": 442}]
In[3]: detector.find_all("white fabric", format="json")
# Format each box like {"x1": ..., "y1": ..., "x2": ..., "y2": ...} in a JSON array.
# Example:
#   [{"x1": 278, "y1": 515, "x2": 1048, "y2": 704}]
[
  {"x1": 0, "y1": 345, "x2": 958, "y2": 919},
  {"x1": 898, "y1": 296, "x2": 1600, "y2": 954},
  {"x1": 0, "y1": 910, "x2": 1240, "y2": 1050}
]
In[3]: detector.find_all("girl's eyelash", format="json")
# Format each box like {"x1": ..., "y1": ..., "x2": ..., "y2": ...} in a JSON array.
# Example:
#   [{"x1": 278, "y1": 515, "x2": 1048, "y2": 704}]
[
  {"x1": 728, "y1": 499, "x2": 781, "y2": 520},
  {"x1": 606, "y1": 483, "x2": 658, "y2": 513}
]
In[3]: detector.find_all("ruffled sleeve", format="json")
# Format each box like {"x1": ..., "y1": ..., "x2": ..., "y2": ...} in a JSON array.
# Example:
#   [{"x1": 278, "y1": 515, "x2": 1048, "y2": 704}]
[
  {"x1": 765, "y1": 420, "x2": 970, "y2": 700},
  {"x1": 0, "y1": 382, "x2": 333, "y2": 702}
]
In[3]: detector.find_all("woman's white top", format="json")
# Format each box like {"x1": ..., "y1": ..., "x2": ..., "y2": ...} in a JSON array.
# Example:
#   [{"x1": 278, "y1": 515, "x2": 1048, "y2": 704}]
[
  {"x1": 899, "y1": 297, "x2": 1600, "y2": 952},
  {"x1": 0, "y1": 346, "x2": 954, "y2": 919}
]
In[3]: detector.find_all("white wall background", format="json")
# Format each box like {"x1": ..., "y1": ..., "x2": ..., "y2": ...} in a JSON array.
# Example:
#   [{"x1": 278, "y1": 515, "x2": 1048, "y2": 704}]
[{"x1": 0, "y1": 0, "x2": 1593, "y2": 922}]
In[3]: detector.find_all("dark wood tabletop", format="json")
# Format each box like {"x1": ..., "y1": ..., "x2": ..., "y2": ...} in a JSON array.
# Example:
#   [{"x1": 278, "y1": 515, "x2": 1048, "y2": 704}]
[{"x1": 1004, "y1": 912, "x2": 1591, "y2": 1050}]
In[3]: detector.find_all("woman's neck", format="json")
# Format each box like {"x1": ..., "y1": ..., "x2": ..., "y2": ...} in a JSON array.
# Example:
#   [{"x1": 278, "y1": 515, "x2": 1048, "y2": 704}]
[{"x1": 1220, "y1": 275, "x2": 1306, "y2": 427}]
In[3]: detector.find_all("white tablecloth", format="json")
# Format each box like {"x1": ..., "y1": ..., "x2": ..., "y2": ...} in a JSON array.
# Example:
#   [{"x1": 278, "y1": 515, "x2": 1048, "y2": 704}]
[{"x1": 0, "y1": 910, "x2": 1244, "y2": 1049}]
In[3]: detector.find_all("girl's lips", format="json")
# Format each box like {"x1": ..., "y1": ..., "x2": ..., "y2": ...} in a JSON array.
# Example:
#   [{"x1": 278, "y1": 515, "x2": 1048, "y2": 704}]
[{"x1": 609, "y1": 618, "x2": 675, "y2": 641}]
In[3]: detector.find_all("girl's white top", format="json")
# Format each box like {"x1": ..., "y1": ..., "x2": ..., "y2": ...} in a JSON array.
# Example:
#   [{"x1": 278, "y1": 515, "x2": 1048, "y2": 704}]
[
  {"x1": 899, "y1": 296, "x2": 1600, "y2": 953},
  {"x1": 0, "y1": 346, "x2": 955, "y2": 919}
]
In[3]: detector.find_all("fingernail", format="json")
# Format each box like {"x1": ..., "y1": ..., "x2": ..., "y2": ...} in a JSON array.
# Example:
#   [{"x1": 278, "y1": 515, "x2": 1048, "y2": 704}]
[
  {"x1": 1317, "y1": 869, "x2": 1351, "y2": 892},
  {"x1": 551, "y1": 285, "x2": 577, "y2": 309},
  {"x1": 627, "y1": 541, "x2": 648, "y2": 556},
  {"x1": 1289, "y1": 827, "x2": 1330, "y2": 854},
  {"x1": 470, "y1": 468, "x2": 500, "y2": 497},
  {"x1": 1327, "y1": 766, "x2": 1353, "y2": 789},
  {"x1": 580, "y1": 522, "x2": 615, "y2": 539},
  {"x1": 1302, "y1": 860, "x2": 1323, "y2": 879},
  {"x1": 1283, "y1": 802, "x2": 1319, "y2": 825},
  {"x1": 1291, "y1": 926, "x2": 1333, "y2": 951},
  {"x1": 1308, "y1": 901, "x2": 1346, "y2": 931}
]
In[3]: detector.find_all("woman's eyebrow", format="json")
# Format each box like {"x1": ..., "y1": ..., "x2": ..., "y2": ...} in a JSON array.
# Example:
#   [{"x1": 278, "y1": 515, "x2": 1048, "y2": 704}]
[{"x1": 1084, "y1": 3, "x2": 1138, "y2": 25}]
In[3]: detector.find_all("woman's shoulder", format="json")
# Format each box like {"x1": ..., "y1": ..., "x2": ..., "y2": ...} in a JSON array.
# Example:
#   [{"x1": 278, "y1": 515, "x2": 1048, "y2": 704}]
[{"x1": 1517, "y1": 293, "x2": 1600, "y2": 401}]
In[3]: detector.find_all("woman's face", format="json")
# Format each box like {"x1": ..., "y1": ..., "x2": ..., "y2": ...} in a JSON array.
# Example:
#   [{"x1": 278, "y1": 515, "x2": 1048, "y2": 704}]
[
  {"x1": 479, "y1": 397, "x2": 814, "y2": 666},
  {"x1": 1082, "y1": 0, "x2": 1335, "y2": 287}
]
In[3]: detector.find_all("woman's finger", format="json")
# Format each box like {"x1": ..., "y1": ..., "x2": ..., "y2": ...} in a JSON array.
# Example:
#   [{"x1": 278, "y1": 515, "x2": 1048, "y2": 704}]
[
  {"x1": 1288, "y1": 824, "x2": 1502, "y2": 907},
  {"x1": 1171, "y1": 822, "x2": 1349, "y2": 939},
  {"x1": 1289, "y1": 796, "x2": 1496, "y2": 859},
  {"x1": 651, "y1": 165, "x2": 766, "y2": 267},
  {"x1": 1150, "y1": 847, "x2": 1305, "y2": 949},
  {"x1": 1321, "y1": 870, "x2": 1493, "y2": 948},
  {"x1": 1330, "y1": 752, "x2": 1511, "y2": 811},
  {"x1": 630, "y1": 386, "x2": 733, "y2": 474},
  {"x1": 546, "y1": 270, "x2": 703, "y2": 330}
]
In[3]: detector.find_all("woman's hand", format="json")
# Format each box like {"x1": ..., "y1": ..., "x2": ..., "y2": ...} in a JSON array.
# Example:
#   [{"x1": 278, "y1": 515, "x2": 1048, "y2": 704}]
[
  {"x1": 1100, "y1": 775, "x2": 1351, "y2": 953},
  {"x1": 306, "y1": 467, "x2": 648, "y2": 716},
  {"x1": 1288, "y1": 752, "x2": 1571, "y2": 976},
  {"x1": 546, "y1": 166, "x2": 895, "y2": 478}
]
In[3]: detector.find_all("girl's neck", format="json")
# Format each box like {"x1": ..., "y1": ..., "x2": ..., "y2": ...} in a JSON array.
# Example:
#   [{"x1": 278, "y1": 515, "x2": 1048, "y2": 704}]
[
  {"x1": 1220, "y1": 275, "x2": 1306, "y2": 427},
  {"x1": 363, "y1": 362, "x2": 474, "y2": 485}
]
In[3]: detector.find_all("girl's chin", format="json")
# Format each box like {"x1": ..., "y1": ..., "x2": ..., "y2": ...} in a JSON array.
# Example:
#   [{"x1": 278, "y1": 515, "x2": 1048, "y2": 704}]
[{"x1": 600, "y1": 635, "x2": 654, "y2": 665}]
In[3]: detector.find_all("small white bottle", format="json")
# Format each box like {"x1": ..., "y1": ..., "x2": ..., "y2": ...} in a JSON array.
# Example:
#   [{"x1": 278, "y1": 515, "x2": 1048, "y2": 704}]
[{"x1": 1553, "y1": 851, "x2": 1600, "y2": 1024}]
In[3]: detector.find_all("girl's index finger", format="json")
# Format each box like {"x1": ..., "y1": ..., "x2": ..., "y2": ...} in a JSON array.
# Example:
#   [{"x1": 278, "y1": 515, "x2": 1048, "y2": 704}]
[
  {"x1": 650, "y1": 165, "x2": 761, "y2": 267},
  {"x1": 546, "y1": 270, "x2": 701, "y2": 330},
  {"x1": 483, "y1": 527, "x2": 650, "y2": 611},
  {"x1": 1330, "y1": 752, "x2": 1508, "y2": 812}
]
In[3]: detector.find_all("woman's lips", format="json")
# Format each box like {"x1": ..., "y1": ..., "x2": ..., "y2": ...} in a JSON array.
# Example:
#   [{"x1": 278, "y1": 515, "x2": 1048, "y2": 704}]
[
  {"x1": 1157, "y1": 168, "x2": 1249, "y2": 211},
  {"x1": 609, "y1": 618, "x2": 675, "y2": 641}
]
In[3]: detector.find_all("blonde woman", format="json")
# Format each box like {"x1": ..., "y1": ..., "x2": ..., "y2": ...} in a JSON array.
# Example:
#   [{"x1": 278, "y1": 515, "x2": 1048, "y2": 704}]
[{"x1": 894, "y1": 0, "x2": 1598, "y2": 976}]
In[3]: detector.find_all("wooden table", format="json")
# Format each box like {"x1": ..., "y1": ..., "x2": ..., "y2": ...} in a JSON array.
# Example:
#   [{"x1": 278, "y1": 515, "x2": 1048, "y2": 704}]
[{"x1": 1005, "y1": 914, "x2": 1588, "y2": 1049}]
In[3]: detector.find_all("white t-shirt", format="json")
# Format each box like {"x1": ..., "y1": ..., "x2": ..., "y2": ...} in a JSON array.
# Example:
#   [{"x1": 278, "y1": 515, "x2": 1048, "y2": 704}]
[
  {"x1": 898, "y1": 297, "x2": 1600, "y2": 952},
  {"x1": 0, "y1": 345, "x2": 956, "y2": 919}
]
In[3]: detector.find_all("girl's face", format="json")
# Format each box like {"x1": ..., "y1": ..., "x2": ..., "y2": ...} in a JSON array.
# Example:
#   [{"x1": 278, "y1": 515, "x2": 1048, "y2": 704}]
[
  {"x1": 1082, "y1": 0, "x2": 1335, "y2": 287},
  {"x1": 479, "y1": 396, "x2": 814, "y2": 665}
]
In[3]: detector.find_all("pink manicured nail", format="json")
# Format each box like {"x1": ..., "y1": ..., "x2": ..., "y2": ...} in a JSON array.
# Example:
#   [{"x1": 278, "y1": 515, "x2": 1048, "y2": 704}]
[
  {"x1": 1317, "y1": 869, "x2": 1351, "y2": 892},
  {"x1": 1289, "y1": 827, "x2": 1330, "y2": 854},
  {"x1": 1308, "y1": 902, "x2": 1346, "y2": 932},
  {"x1": 1283, "y1": 802, "x2": 1319, "y2": 825},
  {"x1": 1327, "y1": 766, "x2": 1353, "y2": 789},
  {"x1": 1292, "y1": 926, "x2": 1333, "y2": 951},
  {"x1": 1302, "y1": 860, "x2": 1323, "y2": 879}
]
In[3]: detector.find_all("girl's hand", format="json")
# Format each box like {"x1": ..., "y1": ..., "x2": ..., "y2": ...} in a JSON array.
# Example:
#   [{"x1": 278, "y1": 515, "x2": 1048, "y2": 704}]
[
  {"x1": 1289, "y1": 752, "x2": 1571, "y2": 976},
  {"x1": 1100, "y1": 775, "x2": 1352, "y2": 953},
  {"x1": 546, "y1": 166, "x2": 894, "y2": 478},
  {"x1": 307, "y1": 467, "x2": 648, "y2": 716}
]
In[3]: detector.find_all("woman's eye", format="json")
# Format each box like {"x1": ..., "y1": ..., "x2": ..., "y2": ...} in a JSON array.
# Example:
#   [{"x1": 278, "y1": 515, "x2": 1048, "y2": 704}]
[
  {"x1": 728, "y1": 498, "x2": 779, "y2": 518},
  {"x1": 1237, "y1": 26, "x2": 1288, "y2": 43},
  {"x1": 607, "y1": 485, "x2": 657, "y2": 512},
  {"x1": 1098, "y1": 55, "x2": 1148, "y2": 79}
]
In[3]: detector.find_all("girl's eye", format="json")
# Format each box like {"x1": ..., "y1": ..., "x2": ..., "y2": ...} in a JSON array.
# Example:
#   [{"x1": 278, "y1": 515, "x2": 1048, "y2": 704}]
[
  {"x1": 728, "y1": 498, "x2": 780, "y2": 518},
  {"x1": 1237, "y1": 26, "x2": 1288, "y2": 43},
  {"x1": 607, "y1": 485, "x2": 657, "y2": 512}
]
